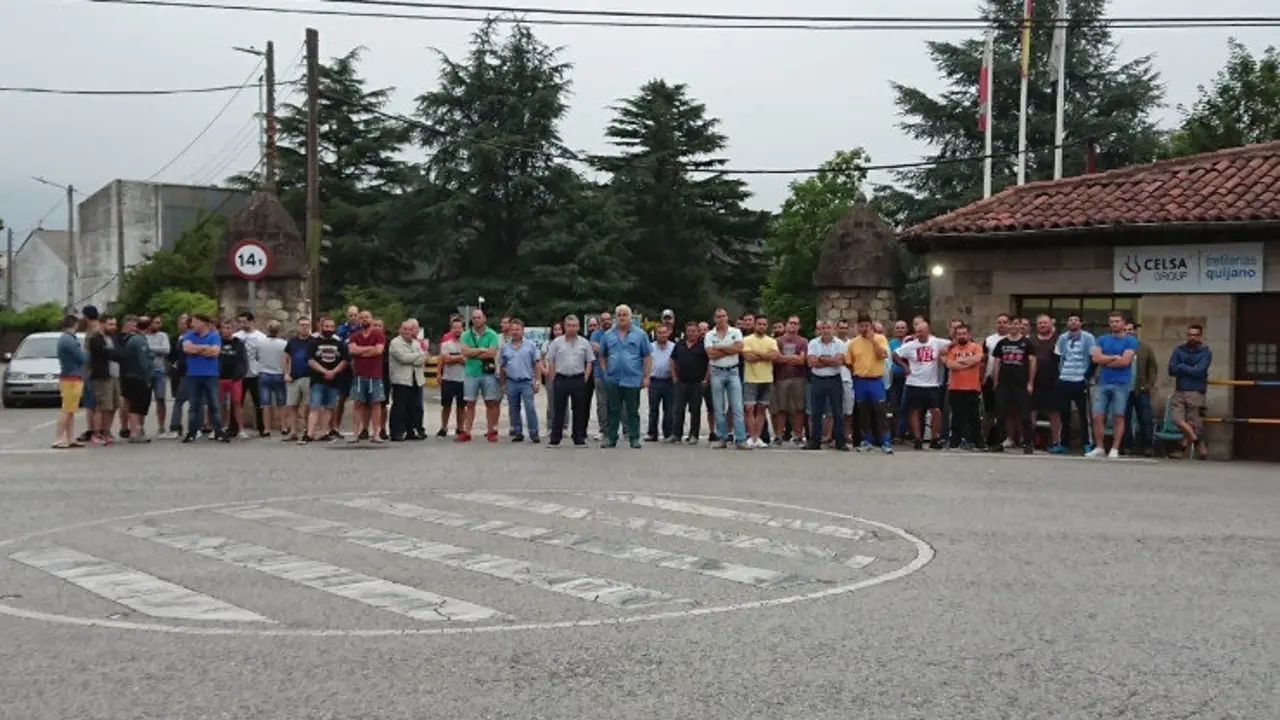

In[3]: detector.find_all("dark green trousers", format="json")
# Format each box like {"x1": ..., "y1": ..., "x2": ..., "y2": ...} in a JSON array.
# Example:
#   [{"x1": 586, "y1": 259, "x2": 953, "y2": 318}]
[{"x1": 605, "y1": 383, "x2": 641, "y2": 447}]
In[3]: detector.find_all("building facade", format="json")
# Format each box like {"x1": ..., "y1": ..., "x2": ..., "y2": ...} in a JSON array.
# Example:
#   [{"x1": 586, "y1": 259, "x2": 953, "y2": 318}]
[
  {"x1": 74, "y1": 181, "x2": 250, "y2": 309},
  {"x1": 9, "y1": 229, "x2": 70, "y2": 311},
  {"x1": 902, "y1": 141, "x2": 1280, "y2": 461}
]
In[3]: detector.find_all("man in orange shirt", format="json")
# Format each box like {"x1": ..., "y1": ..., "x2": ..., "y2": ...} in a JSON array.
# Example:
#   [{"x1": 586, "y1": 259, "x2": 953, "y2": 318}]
[{"x1": 944, "y1": 323, "x2": 984, "y2": 449}]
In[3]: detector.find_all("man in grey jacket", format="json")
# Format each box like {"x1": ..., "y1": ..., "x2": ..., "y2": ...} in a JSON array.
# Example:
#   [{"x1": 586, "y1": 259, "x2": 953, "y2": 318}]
[{"x1": 389, "y1": 320, "x2": 428, "y2": 441}]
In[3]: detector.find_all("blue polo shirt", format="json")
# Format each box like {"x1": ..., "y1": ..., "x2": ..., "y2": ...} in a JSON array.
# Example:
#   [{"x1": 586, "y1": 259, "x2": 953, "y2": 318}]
[
  {"x1": 181, "y1": 329, "x2": 222, "y2": 377},
  {"x1": 1096, "y1": 333, "x2": 1138, "y2": 386},
  {"x1": 589, "y1": 328, "x2": 606, "y2": 379},
  {"x1": 600, "y1": 327, "x2": 652, "y2": 389},
  {"x1": 498, "y1": 340, "x2": 540, "y2": 381}
]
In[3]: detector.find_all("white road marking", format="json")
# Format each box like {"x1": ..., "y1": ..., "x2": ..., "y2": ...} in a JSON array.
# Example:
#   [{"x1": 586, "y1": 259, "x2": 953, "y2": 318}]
[
  {"x1": 597, "y1": 493, "x2": 873, "y2": 542},
  {"x1": 446, "y1": 491, "x2": 877, "y2": 570},
  {"x1": 116, "y1": 522, "x2": 506, "y2": 623},
  {"x1": 8, "y1": 545, "x2": 270, "y2": 622},
  {"x1": 219, "y1": 505, "x2": 685, "y2": 610},
  {"x1": 0, "y1": 418, "x2": 59, "y2": 436},
  {"x1": 331, "y1": 497, "x2": 809, "y2": 589}
]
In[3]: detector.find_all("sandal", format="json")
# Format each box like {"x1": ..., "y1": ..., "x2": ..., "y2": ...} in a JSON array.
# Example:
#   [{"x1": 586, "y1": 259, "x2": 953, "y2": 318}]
[{"x1": 51, "y1": 442, "x2": 70, "y2": 449}]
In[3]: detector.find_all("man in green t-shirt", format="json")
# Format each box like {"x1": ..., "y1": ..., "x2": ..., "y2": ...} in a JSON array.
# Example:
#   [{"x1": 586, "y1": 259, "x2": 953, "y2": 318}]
[{"x1": 460, "y1": 309, "x2": 502, "y2": 442}]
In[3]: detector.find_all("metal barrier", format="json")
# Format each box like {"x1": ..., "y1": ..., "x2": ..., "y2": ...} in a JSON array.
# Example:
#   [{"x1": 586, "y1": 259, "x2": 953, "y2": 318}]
[{"x1": 1204, "y1": 379, "x2": 1280, "y2": 425}]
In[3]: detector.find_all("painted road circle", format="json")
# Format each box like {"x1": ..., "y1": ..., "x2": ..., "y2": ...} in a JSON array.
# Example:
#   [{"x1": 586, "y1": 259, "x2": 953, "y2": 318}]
[{"x1": 0, "y1": 490, "x2": 934, "y2": 637}]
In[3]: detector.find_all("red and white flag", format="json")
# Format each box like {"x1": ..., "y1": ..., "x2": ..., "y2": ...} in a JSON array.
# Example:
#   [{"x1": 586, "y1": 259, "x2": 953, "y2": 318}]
[{"x1": 978, "y1": 32, "x2": 993, "y2": 132}]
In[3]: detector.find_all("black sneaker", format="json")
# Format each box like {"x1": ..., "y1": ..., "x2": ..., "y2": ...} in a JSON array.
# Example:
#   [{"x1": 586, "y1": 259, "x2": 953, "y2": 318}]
[
  {"x1": 1023, "y1": 444, "x2": 1034, "y2": 454},
  {"x1": 512, "y1": 434, "x2": 525, "y2": 443},
  {"x1": 530, "y1": 436, "x2": 541, "y2": 444},
  {"x1": 358, "y1": 429, "x2": 370, "y2": 441},
  {"x1": 379, "y1": 430, "x2": 389, "y2": 441},
  {"x1": 913, "y1": 439, "x2": 924, "y2": 451},
  {"x1": 435, "y1": 428, "x2": 447, "y2": 438},
  {"x1": 297, "y1": 434, "x2": 312, "y2": 445},
  {"x1": 118, "y1": 427, "x2": 131, "y2": 440},
  {"x1": 217, "y1": 431, "x2": 232, "y2": 443},
  {"x1": 929, "y1": 440, "x2": 945, "y2": 450},
  {"x1": 326, "y1": 429, "x2": 342, "y2": 440},
  {"x1": 644, "y1": 435, "x2": 658, "y2": 443},
  {"x1": 182, "y1": 433, "x2": 196, "y2": 444}
]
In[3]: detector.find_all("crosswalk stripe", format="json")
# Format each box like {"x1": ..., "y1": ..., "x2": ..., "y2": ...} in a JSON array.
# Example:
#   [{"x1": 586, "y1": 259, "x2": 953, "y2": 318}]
[
  {"x1": 218, "y1": 506, "x2": 686, "y2": 610},
  {"x1": 330, "y1": 497, "x2": 808, "y2": 590},
  {"x1": 9, "y1": 545, "x2": 272, "y2": 623},
  {"x1": 596, "y1": 493, "x2": 872, "y2": 543},
  {"x1": 444, "y1": 492, "x2": 876, "y2": 570},
  {"x1": 116, "y1": 523, "x2": 506, "y2": 623}
]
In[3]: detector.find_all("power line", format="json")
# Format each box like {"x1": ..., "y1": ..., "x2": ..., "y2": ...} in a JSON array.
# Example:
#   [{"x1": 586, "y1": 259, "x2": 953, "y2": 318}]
[
  {"x1": 145, "y1": 60, "x2": 264, "y2": 181},
  {"x1": 86, "y1": 0, "x2": 1280, "y2": 31},
  {"x1": 0, "y1": 80, "x2": 299, "y2": 96}
]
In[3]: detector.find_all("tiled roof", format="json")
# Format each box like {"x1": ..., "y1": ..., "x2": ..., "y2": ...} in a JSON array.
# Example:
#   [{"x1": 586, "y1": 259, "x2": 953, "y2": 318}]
[{"x1": 902, "y1": 140, "x2": 1280, "y2": 239}]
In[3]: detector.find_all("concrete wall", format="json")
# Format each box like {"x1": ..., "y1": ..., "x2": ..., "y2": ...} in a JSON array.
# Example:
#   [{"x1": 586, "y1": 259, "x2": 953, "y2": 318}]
[
  {"x1": 11, "y1": 236, "x2": 68, "y2": 311},
  {"x1": 924, "y1": 239, "x2": 1280, "y2": 459}
]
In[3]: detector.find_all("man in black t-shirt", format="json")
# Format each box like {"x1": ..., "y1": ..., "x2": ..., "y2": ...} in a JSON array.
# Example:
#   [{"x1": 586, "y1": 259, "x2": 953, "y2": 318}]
[
  {"x1": 992, "y1": 322, "x2": 1037, "y2": 454},
  {"x1": 300, "y1": 317, "x2": 349, "y2": 444},
  {"x1": 1030, "y1": 315, "x2": 1060, "y2": 452}
]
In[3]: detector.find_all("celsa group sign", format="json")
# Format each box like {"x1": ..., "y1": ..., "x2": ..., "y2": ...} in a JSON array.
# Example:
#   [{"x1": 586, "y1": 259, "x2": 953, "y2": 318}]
[{"x1": 1113, "y1": 243, "x2": 1264, "y2": 294}]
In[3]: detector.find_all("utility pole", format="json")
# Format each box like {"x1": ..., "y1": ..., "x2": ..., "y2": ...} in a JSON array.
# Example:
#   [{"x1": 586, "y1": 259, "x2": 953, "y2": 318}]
[
  {"x1": 66, "y1": 184, "x2": 76, "y2": 310},
  {"x1": 305, "y1": 28, "x2": 321, "y2": 319},
  {"x1": 264, "y1": 40, "x2": 277, "y2": 193},
  {"x1": 5, "y1": 228, "x2": 13, "y2": 309}
]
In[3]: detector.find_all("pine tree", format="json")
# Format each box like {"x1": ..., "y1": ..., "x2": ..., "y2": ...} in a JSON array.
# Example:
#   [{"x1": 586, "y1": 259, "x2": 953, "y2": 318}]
[
  {"x1": 596, "y1": 79, "x2": 766, "y2": 318},
  {"x1": 875, "y1": 0, "x2": 1165, "y2": 229}
]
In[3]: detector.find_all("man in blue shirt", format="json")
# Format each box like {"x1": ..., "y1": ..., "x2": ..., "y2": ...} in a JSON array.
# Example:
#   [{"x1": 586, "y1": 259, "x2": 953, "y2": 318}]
[
  {"x1": 646, "y1": 324, "x2": 676, "y2": 442},
  {"x1": 498, "y1": 319, "x2": 543, "y2": 443},
  {"x1": 54, "y1": 314, "x2": 89, "y2": 448},
  {"x1": 598, "y1": 305, "x2": 652, "y2": 449},
  {"x1": 180, "y1": 313, "x2": 224, "y2": 443},
  {"x1": 1088, "y1": 311, "x2": 1138, "y2": 459},
  {"x1": 1052, "y1": 313, "x2": 1096, "y2": 454},
  {"x1": 1168, "y1": 323, "x2": 1212, "y2": 459}
]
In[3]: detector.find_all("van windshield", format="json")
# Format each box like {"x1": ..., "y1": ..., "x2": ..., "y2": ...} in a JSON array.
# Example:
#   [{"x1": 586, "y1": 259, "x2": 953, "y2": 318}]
[{"x1": 13, "y1": 337, "x2": 60, "y2": 360}]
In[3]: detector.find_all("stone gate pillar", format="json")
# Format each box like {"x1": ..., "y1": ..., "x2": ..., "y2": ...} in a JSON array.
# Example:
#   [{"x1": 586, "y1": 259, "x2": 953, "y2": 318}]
[
  {"x1": 812, "y1": 201, "x2": 900, "y2": 327},
  {"x1": 213, "y1": 192, "x2": 311, "y2": 328}
]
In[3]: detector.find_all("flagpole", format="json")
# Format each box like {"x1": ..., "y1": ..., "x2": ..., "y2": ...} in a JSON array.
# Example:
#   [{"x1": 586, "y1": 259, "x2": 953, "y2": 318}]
[
  {"x1": 1052, "y1": 0, "x2": 1068, "y2": 179},
  {"x1": 982, "y1": 28, "x2": 994, "y2": 198},
  {"x1": 1017, "y1": 0, "x2": 1033, "y2": 185}
]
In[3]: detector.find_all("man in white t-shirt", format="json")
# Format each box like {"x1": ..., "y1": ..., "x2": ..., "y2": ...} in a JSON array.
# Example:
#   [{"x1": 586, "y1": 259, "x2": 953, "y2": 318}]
[
  {"x1": 805, "y1": 320, "x2": 850, "y2": 452},
  {"x1": 704, "y1": 308, "x2": 748, "y2": 449},
  {"x1": 894, "y1": 319, "x2": 952, "y2": 450},
  {"x1": 235, "y1": 311, "x2": 269, "y2": 437},
  {"x1": 982, "y1": 313, "x2": 1011, "y2": 448}
]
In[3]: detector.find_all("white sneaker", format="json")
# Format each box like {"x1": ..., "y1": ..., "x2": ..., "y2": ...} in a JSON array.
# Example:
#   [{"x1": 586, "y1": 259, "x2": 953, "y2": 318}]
[
  {"x1": 1002, "y1": 438, "x2": 1015, "y2": 449},
  {"x1": 1086, "y1": 447, "x2": 1106, "y2": 458},
  {"x1": 1108, "y1": 448, "x2": 1121, "y2": 459},
  {"x1": 592, "y1": 432, "x2": 602, "y2": 441}
]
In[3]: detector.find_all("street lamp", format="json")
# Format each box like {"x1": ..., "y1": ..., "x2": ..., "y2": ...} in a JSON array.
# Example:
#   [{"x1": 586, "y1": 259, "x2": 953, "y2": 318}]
[{"x1": 930, "y1": 264, "x2": 946, "y2": 278}]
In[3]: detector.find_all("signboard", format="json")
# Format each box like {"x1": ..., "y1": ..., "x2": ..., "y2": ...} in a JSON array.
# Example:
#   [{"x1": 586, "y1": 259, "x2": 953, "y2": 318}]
[
  {"x1": 229, "y1": 239, "x2": 273, "y2": 281},
  {"x1": 1113, "y1": 243, "x2": 1264, "y2": 294},
  {"x1": 523, "y1": 326, "x2": 551, "y2": 352}
]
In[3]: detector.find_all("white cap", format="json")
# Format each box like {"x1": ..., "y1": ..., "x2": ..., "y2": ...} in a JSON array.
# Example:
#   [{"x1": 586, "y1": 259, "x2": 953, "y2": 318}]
[{"x1": 661, "y1": 309, "x2": 674, "y2": 318}]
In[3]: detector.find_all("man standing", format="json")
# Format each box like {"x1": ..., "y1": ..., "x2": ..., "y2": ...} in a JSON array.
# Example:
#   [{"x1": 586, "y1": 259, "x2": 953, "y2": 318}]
[
  {"x1": 54, "y1": 314, "x2": 88, "y2": 449},
  {"x1": 180, "y1": 314, "x2": 223, "y2": 444},
  {"x1": 704, "y1": 308, "x2": 747, "y2": 450},
  {"x1": 983, "y1": 313, "x2": 1012, "y2": 448},
  {"x1": 1053, "y1": 313, "x2": 1096, "y2": 454},
  {"x1": 599, "y1": 305, "x2": 652, "y2": 449},
  {"x1": 545, "y1": 315, "x2": 595, "y2": 448},
  {"x1": 588, "y1": 311, "x2": 614, "y2": 441},
  {"x1": 991, "y1": 321, "x2": 1037, "y2": 454},
  {"x1": 1123, "y1": 320, "x2": 1158, "y2": 457},
  {"x1": 120, "y1": 316, "x2": 155, "y2": 443},
  {"x1": 741, "y1": 314, "x2": 779, "y2": 449},
  {"x1": 1031, "y1": 315, "x2": 1060, "y2": 451},
  {"x1": 894, "y1": 320, "x2": 951, "y2": 451},
  {"x1": 835, "y1": 319, "x2": 856, "y2": 445},
  {"x1": 805, "y1": 321, "x2": 848, "y2": 452},
  {"x1": 282, "y1": 318, "x2": 313, "y2": 441},
  {"x1": 771, "y1": 315, "x2": 807, "y2": 447},
  {"x1": 300, "y1": 317, "x2": 349, "y2": 444},
  {"x1": 887, "y1": 319, "x2": 909, "y2": 441},
  {"x1": 498, "y1": 318, "x2": 543, "y2": 443},
  {"x1": 646, "y1": 324, "x2": 676, "y2": 443},
  {"x1": 388, "y1": 319, "x2": 428, "y2": 442},
  {"x1": 460, "y1": 309, "x2": 502, "y2": 443},
  {"x1": 1088, "y1": 312, "x2": 1138, "y2": 459},
  {"x1": 234, "y1": 312, "x2": 267, "y2": 437},
  {"x1": 944, "y1": 324, "x2": 984, "y2": 449},
  {"x1": 332, "y1": 305, "x2": 360, "y2": 437},
  {"x1": 698, "y1": 320, "x2": 717, "y2": 440},
  {"x1": 671, "y1": 320, "x2": 708, "y2": 445},
  {"x1": 166, "y1": 314, "x2": 192, "y2": 438},
  {"x1": 254, "y1": 320, "x2": 289, "y2": 438},
  {"x1": 217, "y1": 319, "x2": 248, "y2": 442},
  {"x1": 1168, "y1": 324, "x2": 1212, "y2": 460},
  {"x1": 438, "y1": 317, "x2": 466, "y2": 438},
  {"x1": 143, "y1": 316, "x2": 172, "y2": 437},
  {"x1": 86, "y1": 313, "x2": 122, "y2": 445},
  {"x1": 345, "y1": 310, "x2": 387, "y2": 443},
  {"x1": 846, "y1": 313, "x2": 892, "y2": 453}
]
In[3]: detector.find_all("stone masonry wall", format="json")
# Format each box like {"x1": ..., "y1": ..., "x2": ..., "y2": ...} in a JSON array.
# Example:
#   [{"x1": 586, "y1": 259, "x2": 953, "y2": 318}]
[
  {"x1": 217, "y1": 277, "x2": 311, "y2": 331},
  {"x1": 817, "y1": 287, "x2": 896, "y2": 326}
]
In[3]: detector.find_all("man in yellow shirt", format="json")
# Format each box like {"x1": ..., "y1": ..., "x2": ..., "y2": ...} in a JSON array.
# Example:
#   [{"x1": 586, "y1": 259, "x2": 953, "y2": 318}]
[
  {"x1": 846, "y1": 313, "x2": 893, "y2": 454},
  {"x1": 741, "y1": 314, "x2": 780, "y2": 449}
]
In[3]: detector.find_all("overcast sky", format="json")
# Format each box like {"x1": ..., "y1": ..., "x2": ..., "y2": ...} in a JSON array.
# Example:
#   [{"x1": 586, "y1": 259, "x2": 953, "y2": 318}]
[{"x1": 1, "y1": 0, "x2": 1275, "y2": 247}]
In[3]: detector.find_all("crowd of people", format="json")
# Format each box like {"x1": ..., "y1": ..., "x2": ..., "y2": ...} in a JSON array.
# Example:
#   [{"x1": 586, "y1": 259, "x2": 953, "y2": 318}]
[{"x1": 47, "y1": 302, "x2": 1214, "y2": 460}]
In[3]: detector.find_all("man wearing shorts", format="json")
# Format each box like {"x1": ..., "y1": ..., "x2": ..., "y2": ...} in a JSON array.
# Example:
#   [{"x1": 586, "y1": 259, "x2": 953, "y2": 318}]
[
  {"x1": 345, "y1": 310, "x2": 387, "y2": 443},
  {"x1": 438, "y1": 317, "x2": 466, "y2": 437},
  {"x1": 282, "y1": 318, "x2": 313, "y2": 440},
  {"x1": 1088, "y1": 312, "x2": 1138, "y2": 459},
  {"x1": 254, "y1": 320, "x2": 289, "y2": 438},
  {"x1": 847, "y1": 313, "x2": 892, "y2": 453},
  {"x1": 741, "y1": 314, "x2": 778, "y2": 449},
  {"x1": 991, "y1": 321, "x2": 1036, "y2": 454},
  {"x1": 300, "y1": 317, "x2": 348, "y2": 444},
  {"x1": 1168, "y1": 323, "x2": 1212, "y2": 459},
  {"x1": 771, "y1": 316, "x2": 807, "y2": 447},
  {"x1": 54, "y1": 314, "x2": 89, "y2": 449},
  {"x1": 142, "y1": 316, "x2": 172, "y2": 437},
  {"x1": 459, "y1": 309, "x2": 502, "y2": 443},
  {"x1": 86, "y1": 313, "x2": 122, "y2": 445},
  {"x1": 893, "y1": 320, "x2": 951, "y2": 451},
  {"x1": 120, "y1": 316, "x2": 155, "y2": 443}
]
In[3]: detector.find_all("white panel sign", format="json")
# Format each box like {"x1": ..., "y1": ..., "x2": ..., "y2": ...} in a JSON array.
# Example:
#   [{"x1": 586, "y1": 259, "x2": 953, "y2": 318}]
[
  {"x1": 1113, "y1": 243, "x2": 1264, "y2": 294},
  {"x1": 523, "y1": 326, "x2": 551, "y2": 352}
]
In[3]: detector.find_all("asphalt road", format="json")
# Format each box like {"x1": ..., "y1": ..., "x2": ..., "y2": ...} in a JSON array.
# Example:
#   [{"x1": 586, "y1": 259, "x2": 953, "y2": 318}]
[{"x1": 0, "y1": 401, "x2": 1277, "y2": 720}]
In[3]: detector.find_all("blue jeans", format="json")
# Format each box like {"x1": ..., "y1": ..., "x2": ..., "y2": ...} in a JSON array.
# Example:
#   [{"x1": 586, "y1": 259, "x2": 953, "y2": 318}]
[
  {"x1": 1095, "y1": 383, "x2": 1129, "y2": 417},
  {"x1": 258, "y1": 373, "x2": 287, "y2": 406},
  {"x1": 1123, "y1": 391, "x2": 1153, "y2": 452},
  {"x1": 505, "y1": 378, "x2": 538, "y2": 437},
  {"x1": 710, "y1": 367, "x2": 746, "y2": 443},
  {"x1": 183, "y1": 376, "x2": 221, "y2": 435},
  {"x1": 809, "y1": 375, "x2": 846, "y2": 448}
]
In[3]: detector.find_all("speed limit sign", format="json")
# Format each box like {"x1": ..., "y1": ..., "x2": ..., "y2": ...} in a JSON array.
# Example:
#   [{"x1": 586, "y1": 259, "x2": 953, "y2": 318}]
[{"x1": 230, "y1": 239, "x2": 273, "y2": 280}]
